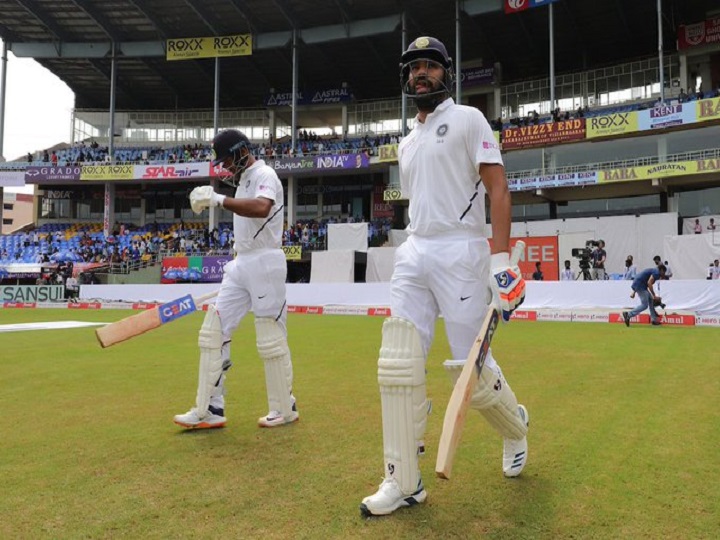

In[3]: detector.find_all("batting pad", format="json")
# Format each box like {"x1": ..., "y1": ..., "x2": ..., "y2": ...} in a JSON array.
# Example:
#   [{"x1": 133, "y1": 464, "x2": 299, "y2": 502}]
[
  {"x1": 255, "y1": 318, "x2": 294, "y2": 417},
  {"x1": 195, "y1": 304, "x2": 224, "y2": 416},
  {"x1": 377, "y1": 317, "x2": 427, "y2": 494},
  {"x1": 444, "y1": 358, "x2": 527, "y2": 441}
]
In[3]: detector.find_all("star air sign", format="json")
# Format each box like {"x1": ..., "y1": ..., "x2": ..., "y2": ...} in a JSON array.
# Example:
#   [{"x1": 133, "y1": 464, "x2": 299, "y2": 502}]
[{"x1": 166, "y1": 34, "x2": 252, "y2": 61}]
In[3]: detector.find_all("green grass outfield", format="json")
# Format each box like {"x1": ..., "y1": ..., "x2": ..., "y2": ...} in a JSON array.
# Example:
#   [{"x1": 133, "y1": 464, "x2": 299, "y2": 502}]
[{"x1": 1, "y1": 309, "x2": 718, "y2": 539}]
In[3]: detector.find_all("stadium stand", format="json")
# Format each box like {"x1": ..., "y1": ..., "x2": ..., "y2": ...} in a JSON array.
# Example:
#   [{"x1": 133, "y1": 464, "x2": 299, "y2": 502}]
[{"x1": 1, "y1": 0, "x2": 720, "y2": 284}]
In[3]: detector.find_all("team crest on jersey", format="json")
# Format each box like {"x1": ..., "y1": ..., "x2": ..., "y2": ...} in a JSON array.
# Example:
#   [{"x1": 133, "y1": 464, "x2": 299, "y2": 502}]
[{"x1": 436, "y1": 124, "x2": 448, "y2": 137}]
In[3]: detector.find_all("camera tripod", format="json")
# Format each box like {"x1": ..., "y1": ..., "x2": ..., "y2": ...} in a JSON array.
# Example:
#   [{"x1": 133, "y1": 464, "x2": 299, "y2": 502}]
[{"x1": 576, "y1": 266, "x2": 593, "y2": 281}]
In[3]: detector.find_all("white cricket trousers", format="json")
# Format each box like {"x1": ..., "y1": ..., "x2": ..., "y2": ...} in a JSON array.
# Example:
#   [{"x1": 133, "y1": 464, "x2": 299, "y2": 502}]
[
  {"x1": 215, "y1": 249, "x2": 288, "y2": 337},
  {"x1": 390, "y1": 232, "x2": 498, "y2": 370}
]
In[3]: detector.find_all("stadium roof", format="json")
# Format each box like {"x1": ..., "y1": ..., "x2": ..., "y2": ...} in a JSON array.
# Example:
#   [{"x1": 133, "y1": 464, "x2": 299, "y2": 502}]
[{"x1": 0, "y1": 0, "x2": 718, "y2": 112}]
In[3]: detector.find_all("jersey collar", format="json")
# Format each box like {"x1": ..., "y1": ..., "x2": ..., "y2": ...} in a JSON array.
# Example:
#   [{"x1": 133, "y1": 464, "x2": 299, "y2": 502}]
[{"x1": 416, "y1": 97, "x2": 454, "y2": 124}]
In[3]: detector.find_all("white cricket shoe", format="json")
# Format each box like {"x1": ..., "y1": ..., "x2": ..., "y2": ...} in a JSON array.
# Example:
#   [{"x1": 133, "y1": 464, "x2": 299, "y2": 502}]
[
  {"x1": 257, "y1": 401, "x2": 299, "y2": 428},
  {"x1": 503, "y1": 404, "x2": 529, "y2": 477},
  {"x1": 359, "y1": 477, "x2": 427, "y2": 517},
  {"x1": 173, "y1": 407, "x2": 226, "y2": 429}
]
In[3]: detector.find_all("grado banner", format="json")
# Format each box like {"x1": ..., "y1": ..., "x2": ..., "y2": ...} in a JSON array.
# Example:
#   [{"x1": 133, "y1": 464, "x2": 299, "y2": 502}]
[
  {"x1": 586, "y1": 112, "x2": 639, "y2": 139},
  {"x1": 160, "y1": 256, "x2": 231, "y2": 283},
  {"x1": 599, "y1": 158, "x2": 720, "y2": 183},
  {"x1": 166, "y1": 34, "x2": 252, "y2": 61},
  {"x1": 80, "y1": 165, "x2": 134, "y2": 181},
  {"x1": 697, "y1": 96, "x2": 720, "y2": 123},
  {"x1": 282, "y1": 246, "x2": 302, "y2": 261},
  {"x1": 501, "y1": 119, "x2": 585, "y2": 150}
]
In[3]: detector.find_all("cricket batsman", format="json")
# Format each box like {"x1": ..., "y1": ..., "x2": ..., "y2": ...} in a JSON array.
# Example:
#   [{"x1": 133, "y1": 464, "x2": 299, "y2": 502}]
[
  {"x1": 173, "y1": 129, "x2": 298, "y2": 429},
  {"x1": 360, "y1": 36, "x2": 529, "y2": 516}
]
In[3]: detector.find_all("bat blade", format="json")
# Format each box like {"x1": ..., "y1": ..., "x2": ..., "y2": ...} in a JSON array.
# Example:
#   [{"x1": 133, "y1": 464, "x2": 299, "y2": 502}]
[
  {"x1": 435, "y1": 240, "x2": 525, "y2": 479},
  {"x1": 435, "y1": 307, "x2": 499, "y2": 479},
  {"x1": 95, "y1": 290, "x2": 218, "y2": 348}
]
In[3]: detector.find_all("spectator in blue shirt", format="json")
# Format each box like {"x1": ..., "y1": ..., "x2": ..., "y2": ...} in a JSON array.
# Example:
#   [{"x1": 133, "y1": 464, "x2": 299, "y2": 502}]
[{"x1": 622, "y1": 264, "x2": 666, "y2": 326}]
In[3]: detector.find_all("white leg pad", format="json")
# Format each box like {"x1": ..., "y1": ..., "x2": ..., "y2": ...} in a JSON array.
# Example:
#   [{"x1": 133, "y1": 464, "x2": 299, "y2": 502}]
[
  {"x1": 444, "y1": 358, "x2": 527, "y2": 441},
  {"x1": 195, "y1": 305, "x2": 224, "y2": 416},
  {"x1": 255, "y1": 317, "x2": 294, "y2": 417},
  {"x1": 378, "y1": 317, "x2": 427, "y2": 494}
]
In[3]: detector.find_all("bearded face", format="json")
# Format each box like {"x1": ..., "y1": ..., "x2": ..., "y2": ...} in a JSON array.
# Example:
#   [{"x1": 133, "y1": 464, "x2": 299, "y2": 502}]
[{"x1": 402, "y1": 58, "x2": 452, "y2": 112}]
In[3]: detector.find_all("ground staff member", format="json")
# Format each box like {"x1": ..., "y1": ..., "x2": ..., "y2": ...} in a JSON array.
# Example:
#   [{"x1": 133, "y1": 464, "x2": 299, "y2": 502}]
[
  {"x1": 622, "y1": 264, "x2": 667, "y2": 326},
  {"x1": 360, "y1": 36, "x2": 528, "y2": 517},
  {"x1": 174, "y1": 129, "x2": 298, "y2": 430}
]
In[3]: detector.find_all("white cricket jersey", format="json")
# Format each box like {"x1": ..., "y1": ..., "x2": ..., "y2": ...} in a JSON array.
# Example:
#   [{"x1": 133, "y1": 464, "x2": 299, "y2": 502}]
[
  {"x1": 399, "y1": 98, "x2": 503, "y2": 237},
  {"x1": 233, "y1": 159, "x2": 284, "y2": 252}
]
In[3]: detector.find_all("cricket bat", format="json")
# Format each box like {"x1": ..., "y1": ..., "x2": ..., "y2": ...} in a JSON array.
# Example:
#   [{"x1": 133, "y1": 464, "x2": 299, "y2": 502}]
[
  {"x1": 435, "y1": 240, "x2": 525, "y2": 479},
  {"x1": 95, "y1": 290, "x2": 219, "y2": 348}
]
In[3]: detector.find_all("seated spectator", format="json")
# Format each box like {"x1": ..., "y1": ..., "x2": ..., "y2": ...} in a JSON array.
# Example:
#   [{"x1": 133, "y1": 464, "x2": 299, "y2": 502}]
[{"x1": 678, "y1": 88, "x2": 688, "y2": 103}]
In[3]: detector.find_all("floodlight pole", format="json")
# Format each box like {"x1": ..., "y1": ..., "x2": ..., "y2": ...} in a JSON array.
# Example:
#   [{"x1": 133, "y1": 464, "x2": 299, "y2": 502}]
[
  {"x1": 109, "y1": 41, "x2": 117, "y2": 163},
  {"x1": 213, "y1": 57, "x2": 220, "y2": 134},
  {"x1": 401, "y1": 12, "x2": 407, "y2": 136},
  {"x1": 455, "y1": 1, "x2": 462, "y2": 104},
  {"x1": 658, "y1": 0, "x2": 665, "y2": 103},
  {"x1": 549, "y1": 3, "x2": 555, "y2": 113},
  {"x1": 291, "y1": 29, "x2": 298, "y2": 154},
  {"x1": 0, "y1": 40, "x2": 7, "y2": 161}
]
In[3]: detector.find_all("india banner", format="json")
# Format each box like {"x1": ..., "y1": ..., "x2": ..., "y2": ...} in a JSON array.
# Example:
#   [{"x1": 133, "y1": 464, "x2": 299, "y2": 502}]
[{"x1": 166, "y1": 34, "x2": 252, "y2": 61}]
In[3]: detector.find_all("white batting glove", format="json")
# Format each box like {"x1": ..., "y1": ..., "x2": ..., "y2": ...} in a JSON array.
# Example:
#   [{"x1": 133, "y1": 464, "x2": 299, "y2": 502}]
[
  {"x1": 190, "y1": 185, "x2": 226, "y2": 214},
  {"x1": 490, "y1": 252, "x2": 526, "y2": 322}
]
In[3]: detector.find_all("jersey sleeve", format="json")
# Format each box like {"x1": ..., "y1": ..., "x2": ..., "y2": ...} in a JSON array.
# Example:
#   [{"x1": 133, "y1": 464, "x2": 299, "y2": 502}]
[
  {"x1": 254, "y1": 168, "x2": 279, "y2": 201},
  {"x1": 466, "y1": 108, "x2": 503, "y2": 168}
]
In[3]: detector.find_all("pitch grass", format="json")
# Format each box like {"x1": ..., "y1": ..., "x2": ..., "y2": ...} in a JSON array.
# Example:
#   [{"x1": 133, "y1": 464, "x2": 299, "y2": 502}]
[{"x1": 1, "y1": 310, "x2": 718, "y2": 539}]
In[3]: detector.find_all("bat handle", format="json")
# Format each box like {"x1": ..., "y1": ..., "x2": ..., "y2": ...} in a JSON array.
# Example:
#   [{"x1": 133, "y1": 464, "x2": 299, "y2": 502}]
[
  {"x1": 510, "y1": 240, "x2": 525, "y2": 266},
  {"x1": 193, "y1": 290, "x2": 219, "y2": 305}
]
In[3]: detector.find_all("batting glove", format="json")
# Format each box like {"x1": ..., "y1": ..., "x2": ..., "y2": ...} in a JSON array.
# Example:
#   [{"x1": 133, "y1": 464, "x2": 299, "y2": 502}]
[
  {"x1": 190, "y1": 185, "x2": 226, "y2": 214},
  {"x1": 490, "y1": 252, "x2": 526, "y2": 322}
]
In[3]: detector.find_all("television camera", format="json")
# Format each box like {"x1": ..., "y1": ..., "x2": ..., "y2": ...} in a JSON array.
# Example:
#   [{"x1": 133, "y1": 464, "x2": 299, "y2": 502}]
[{"x1": 570, "y1": 240, "x2": 600, "y2": 280}]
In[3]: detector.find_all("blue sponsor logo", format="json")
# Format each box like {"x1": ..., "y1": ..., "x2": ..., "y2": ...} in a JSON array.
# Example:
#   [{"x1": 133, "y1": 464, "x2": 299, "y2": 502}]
[{"x1": 159, "y1": 294, "x2": 197, "y2": 324}]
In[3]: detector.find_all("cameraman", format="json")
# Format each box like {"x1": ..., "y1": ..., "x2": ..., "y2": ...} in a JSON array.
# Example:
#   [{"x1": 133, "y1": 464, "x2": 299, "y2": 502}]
[
  {"x1": 622, "y1": 264, "x2": 667, "y2": 327},
  {"x1": 591, "y1": 240, "x2": 607, "y2": 281}
]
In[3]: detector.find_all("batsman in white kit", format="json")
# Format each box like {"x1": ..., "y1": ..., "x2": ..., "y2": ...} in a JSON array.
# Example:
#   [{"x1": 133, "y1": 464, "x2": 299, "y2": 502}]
[
  {"x1": 360, "y1": 37, "x2": 529, "y2": 516},
  {"x1": 174, "y1": 129, "x2": 298, "y2": 430}
]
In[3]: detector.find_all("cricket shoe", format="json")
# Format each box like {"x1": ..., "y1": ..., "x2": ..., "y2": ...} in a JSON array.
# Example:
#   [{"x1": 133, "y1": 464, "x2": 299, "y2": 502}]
[
  {"x1": 173, "y1": 406, "x2": 226, "y2": 429},
  {"x1": 503, "y1": 404, "x2": 529, "y2": 478},
  {"x1": 360, "y1": 477, "x2": 427, "y2": 517},
  {"x1": 257, "y1": 400, "x2": 299, "y2": 427},
  {"x1": 622, "y1": 312, "x2": 630, "y2": 327}
]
